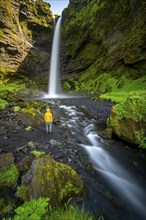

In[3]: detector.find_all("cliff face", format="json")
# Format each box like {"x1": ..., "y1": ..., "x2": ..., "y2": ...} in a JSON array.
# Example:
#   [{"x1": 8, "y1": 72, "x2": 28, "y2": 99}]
[
  {"x1": 61, "y1": 0, "x2": 146, "y2": 147},
  {"x1": 0, "y1": 0, "x2": 53, "y2": 78},
  {"x1": 62, "y1": 0, "x2": 146, "y2": 76}
]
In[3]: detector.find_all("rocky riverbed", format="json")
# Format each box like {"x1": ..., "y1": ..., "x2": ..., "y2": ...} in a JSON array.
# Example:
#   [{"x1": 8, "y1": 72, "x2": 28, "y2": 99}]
[{"x1": 0, "y1": 98, "x2": 113, "y2": 171}]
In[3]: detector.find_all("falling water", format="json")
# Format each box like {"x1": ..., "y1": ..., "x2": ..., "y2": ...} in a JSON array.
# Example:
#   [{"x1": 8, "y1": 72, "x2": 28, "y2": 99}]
[
  {"x1": 52, "y1": 14, "x2": 55, "y2": 27},
  {"x1": 43, "y1": 16, "x2": 85, "y2": 99},
  {"x1": 48, "y1": 17, "x2": 62, "y2": 98}
]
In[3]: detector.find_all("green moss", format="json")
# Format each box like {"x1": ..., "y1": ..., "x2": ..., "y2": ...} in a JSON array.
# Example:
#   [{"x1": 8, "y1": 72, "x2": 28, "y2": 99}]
[
  {"x1": 12, "y1": 106, "x2": 21, "y2": 113},
  {"x1": 0, "y1": 199, "x2": 14, "y2": 216},
  {"x1": 0, "y1": 78, "x2": 25, "y2": 103},
  {"x1": 112, "y1": 91, "x2": 146, "y2": 121},
  {"x1": 18, "y1": 155, "x2": 83, "y2": 206},
  {"x1": 17, "y1": 186, "x2": 30, "y2": 201},
  {"x1": 121, "y1": 16, "x2": 146, "y2": 54},
  {"x1": 31, "y1": 150, "x2": 45, "y2": 159},
  {"x1": 37, "y1": 157, "x2": 83, "y2": 205},
  {"x1": 0, "y1": 165, "x2": 19, "y2": 188},
  {"x1": 139, "y1": 136, "x2": 146, "y2": 149},
  {"x1": 0, "y1": 99, "x2": 9, "y2": 110},
  {"x1": 28, "y1": 141, "x2": 35, "y2": 148},
  {"x1": 25, "y1": 126, "x2": 32, "y2": 131}
]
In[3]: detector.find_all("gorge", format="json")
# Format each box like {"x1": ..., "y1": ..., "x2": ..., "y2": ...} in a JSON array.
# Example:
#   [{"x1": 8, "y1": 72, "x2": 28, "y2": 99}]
[{"x1": 0, "y1": 0, "x2": 146, "y2": 219}]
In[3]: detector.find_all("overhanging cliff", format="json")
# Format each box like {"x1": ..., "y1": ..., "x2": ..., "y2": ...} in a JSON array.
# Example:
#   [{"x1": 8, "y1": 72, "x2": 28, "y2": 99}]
[{"x1": 0, "y1": 0, "x2": 53, "y2": 78}]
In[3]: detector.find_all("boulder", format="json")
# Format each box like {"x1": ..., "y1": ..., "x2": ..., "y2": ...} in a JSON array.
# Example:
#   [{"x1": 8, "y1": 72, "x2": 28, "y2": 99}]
[
  {"x1": 17, "y1": 154, "x2": 84, "y2": 206},
  {"x1": 107, "y1": 92, "x2": 146, "y2": 147}
]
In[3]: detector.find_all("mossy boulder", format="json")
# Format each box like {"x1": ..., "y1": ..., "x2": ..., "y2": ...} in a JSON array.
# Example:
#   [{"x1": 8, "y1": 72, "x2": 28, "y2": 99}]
[
  {"x1": 17, "y1": 155, "x2": 84, "y2": 206},
  {"x1": 107, "y1": 92, "x2": 146, "y2": 147}
]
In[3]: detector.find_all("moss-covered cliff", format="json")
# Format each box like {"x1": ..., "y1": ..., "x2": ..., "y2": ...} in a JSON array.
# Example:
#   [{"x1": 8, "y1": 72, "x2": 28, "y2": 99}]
[
  {"x1": 62, "y1": 0, "x2": 146, "y2": 78},
  {"x1": 0, "y1": 0, "x2": 53, "y2": 78},
  {"x1": 61, "y1": 0, "x2": 146, "y2": 147}
]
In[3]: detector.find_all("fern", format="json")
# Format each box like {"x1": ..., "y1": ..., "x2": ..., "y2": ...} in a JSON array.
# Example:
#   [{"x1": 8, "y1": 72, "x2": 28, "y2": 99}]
[{"x1": 13, "y1": 197, "x2": 49, "y2": 220}]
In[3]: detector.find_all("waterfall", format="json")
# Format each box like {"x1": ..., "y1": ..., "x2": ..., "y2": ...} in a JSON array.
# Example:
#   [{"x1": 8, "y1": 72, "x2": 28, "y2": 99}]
[
  {"x1": 43, "y1": 16, "x2": 85, "y2": 99},
  {"x1": 52, "y1": 14, "x2": 56, "y2": 28},
  {"x1": 48, "y1": 17, "x2": 62, "y2": 98}
]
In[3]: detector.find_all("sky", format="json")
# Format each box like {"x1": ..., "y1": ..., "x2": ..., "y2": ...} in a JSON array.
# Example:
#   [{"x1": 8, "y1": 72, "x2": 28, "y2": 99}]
[{"x1": 44, "y1": 0, "x2": 70, "y2": 15}]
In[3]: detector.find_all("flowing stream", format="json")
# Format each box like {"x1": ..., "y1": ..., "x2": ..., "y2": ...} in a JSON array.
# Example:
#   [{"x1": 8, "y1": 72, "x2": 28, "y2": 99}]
[{"x1": 58, "y1": 104, "x2": 146, "y2": 220}]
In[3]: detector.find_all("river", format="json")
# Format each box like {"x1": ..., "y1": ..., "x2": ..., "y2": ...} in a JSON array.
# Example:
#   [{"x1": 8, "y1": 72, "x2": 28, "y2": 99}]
[{"x1": 57, "y1": 102, "x2": 146, "y2": 220}]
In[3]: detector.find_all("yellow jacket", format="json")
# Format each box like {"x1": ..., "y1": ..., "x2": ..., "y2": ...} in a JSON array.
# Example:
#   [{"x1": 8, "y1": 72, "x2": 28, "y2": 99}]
[{"x1": 44, "y1": 109, "x2": 53, "y2": 122}]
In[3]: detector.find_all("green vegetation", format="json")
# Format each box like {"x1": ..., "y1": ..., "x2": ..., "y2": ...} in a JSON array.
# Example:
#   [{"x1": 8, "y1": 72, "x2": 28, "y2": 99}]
[
  {"x1": 106, "y1": 91, "x2": 146, "y2": 147},
  {"x1": 0, "y1": 99, "x2": 9, "y2": 110},
  {"x1": 64, "y1": 66, "x2": 146, "y2": 102},
  {"x1": 100, "y1": 75, "x2": 146, "y2": 103},
  {"x1": 11, "y1": 197, "x2": 49, "y2": 220},
  {"x1": 0, "y1": 199, "x2": 14, "y2": 216},
  {"x1": 17, "y1": 155, "x2": 84, "y2": 206},
  {"x1": 2, "y1": 197, "x2": 94, "y2": 220},
  {"x1": 25, "y1": 126, "x2": 32, "y2": 131},
  {"x1": 19, "y1": 0, "x2": 53, "y2": 29},
  {"x1": 21, "y1": 101, "x2": 46, "y2": 119},
  {"x1": 0, "y1": 165, "x2": 19, "y2": 188},
  {"x1": 63, "y1": 64, "x2": 146, "y2": 148},
  {"x1": 17, "y1": 186, "x2": 30, "y2": 201},
  {"x1": 28, "y1": 141, "x2": 35, "y2": 148},
  {"x1": 31, "y1": 150, "x2": 45, "y2": 159},
  {"x1": 111, "y1": 91, "x2": 146, "y2": 121},
  {"x1": 12, "y1": 106, "x2": 21, "y2": 113},
  {"x1": 46, "y1": 203, "x2": 93, "y2": 220},
  {"x1": 0, "y1": 77, "x2": 25, "y2": 110}
]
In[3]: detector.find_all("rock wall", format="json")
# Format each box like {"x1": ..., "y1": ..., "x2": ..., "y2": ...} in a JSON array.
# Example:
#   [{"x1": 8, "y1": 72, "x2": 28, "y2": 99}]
[
  {"x1": 0, "y1": 0, "x2": 53, "y2": 78},
  {"x1": 61, "y1": 0, "x2": 146, "y2": 76}
]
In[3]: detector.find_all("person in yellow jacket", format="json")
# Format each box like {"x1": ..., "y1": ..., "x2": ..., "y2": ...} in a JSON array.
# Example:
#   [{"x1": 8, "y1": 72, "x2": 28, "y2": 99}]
[{"x1": 44, "y1": 108, "x2": 53, "y2": 134}]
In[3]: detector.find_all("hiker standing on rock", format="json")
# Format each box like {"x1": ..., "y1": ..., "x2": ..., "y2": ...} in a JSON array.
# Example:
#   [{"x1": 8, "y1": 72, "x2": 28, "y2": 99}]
[{"x1": 44, "y1": 108, "x2": 53, "y2": 134}]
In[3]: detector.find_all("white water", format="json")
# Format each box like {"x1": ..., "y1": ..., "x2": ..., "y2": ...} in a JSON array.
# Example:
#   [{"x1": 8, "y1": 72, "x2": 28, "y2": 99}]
[
  {"x1": 43, "y1": 16, "x2": 84, "y2": 99},
  {"x1": 48, "y1": 17, "x2": 62, "y2": 97},
  {"x1": 82, "y1": 134, "x2": 145, "y2": 216},
  {"x1": 52, "y1": 14, "x2": 55, "y2": 27},
  {"x1": 60, "y1": 104, "x2": 146, "y2": 219}
]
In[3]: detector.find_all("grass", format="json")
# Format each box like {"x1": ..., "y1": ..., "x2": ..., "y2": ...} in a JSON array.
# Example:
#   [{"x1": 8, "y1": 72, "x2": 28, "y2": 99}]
[
  {"x1": 46, "y1": 204, "x2": 93, "y2": 220},
  {"x1": 2, "y1": 198, "x2": 94, "y2": 220},
  {"x1": 100, "y1": 75, "x2": 146, "y2": 103}
]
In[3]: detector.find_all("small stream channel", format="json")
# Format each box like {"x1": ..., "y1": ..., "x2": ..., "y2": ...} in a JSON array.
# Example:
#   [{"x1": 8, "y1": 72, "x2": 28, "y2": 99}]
[{"x1": 58, "y1": 103, "x2": 146, "y2": 220}]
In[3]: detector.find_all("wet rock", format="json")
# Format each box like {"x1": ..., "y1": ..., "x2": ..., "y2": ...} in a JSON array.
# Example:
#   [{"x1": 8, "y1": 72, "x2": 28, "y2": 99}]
[
  {"x1": 86, "y1": 163, "x2": 95, "y2": 173},
  {"x1": 50, "y1": 139, "x2": 61, "y2": 146},
  {"x1": 98, "y1": 128, "x2": 113, "y2": 139},
  {"x1": 0, "y1": 126, "x2": 8, "y2": 135},
  {"x1": 16, "y1": 145, "x2": 28, "y2": 152},
  {"x1": 18, "y1": 156, "x2": 32, "y2": 172},
  {"x1": 0, "y1": 153, "x2": 14, "y2": 172}
]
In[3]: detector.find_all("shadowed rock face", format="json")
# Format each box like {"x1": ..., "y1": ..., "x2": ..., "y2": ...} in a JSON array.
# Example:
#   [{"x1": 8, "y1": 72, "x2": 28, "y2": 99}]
[
  {"x1": 61, "y1": 0, "x2": 146, "y2": 76},
  {"x1": 0, "y1": 0, "x2": 53, "y2": 78}
]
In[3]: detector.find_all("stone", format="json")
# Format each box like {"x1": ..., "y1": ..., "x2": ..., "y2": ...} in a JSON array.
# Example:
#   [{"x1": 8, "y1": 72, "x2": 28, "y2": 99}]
[
  {"x1": 0, "y1": 153, "x2": 14, "y2": 172},
  {"x1": 18, "y1": 154, "x2": 84, "y2": 206}
]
